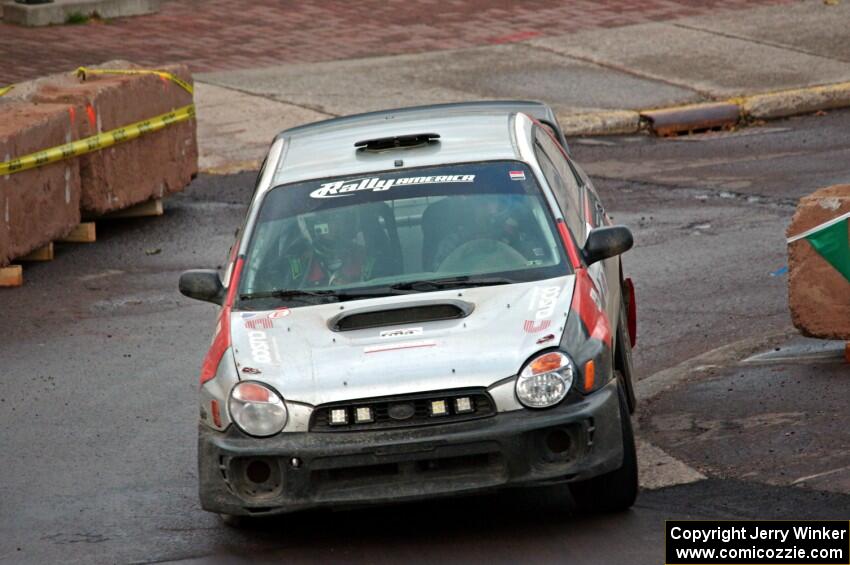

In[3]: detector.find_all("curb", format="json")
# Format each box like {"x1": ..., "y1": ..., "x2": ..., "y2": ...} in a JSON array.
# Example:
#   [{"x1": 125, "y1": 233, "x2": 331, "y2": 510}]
[
  {"x1": 200, "y1": 81, "x2": 850, "y2": 174},
  {"x1": 200, "y1": 159, "x2": 261, "y2": 175},
  {"x1": 559, "y1": 81, "x2": 850, "y2": 137}
]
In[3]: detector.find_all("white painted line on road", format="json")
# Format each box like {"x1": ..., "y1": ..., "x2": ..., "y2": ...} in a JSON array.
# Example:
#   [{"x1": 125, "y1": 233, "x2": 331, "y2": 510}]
[
  {"x1": 631, "y1": 330, "x2": 799, "y2": 491},
  {"x1": 742, "y1": 341, "x2": 846, "y2": 364},
  {"x1": 636, "y1": 437, "x2": 706, "y2": 490},
  {"x1": 78, "y1": 269, "x2": 125, "y2": 282},
  {"x1": 790, "y1": 465, "x2": 850, "y2": 486},
  {"x1": 635, "y1": 329, "x2": 796, "y2": 402}
]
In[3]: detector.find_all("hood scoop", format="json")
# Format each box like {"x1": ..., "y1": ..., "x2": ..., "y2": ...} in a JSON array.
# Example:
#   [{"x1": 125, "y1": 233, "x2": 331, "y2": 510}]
[{"x1": 329, "y1": 299, "x2": 473, "y2": 332}]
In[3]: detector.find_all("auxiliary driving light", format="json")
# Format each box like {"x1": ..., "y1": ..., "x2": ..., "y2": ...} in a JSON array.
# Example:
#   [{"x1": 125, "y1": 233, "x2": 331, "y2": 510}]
[
  {"x1": 454, "y1": 397, "x2": 473, "y2": 414},
  {"x1": 429, "y1": 400, "x2": 449, "y2": 417},
  {"x1": 354, "y1": 406, "x2": 374, "y2": 423},
  {"x1": 329, "y1": 408, "x2": 348, "y2": 425}
]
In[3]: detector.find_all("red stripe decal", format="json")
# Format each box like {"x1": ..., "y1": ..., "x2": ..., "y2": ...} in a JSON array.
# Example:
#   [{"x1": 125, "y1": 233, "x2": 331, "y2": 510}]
[
  {"x1": 365, "y1": 341, "x2": 436, "y2": 354},
  {"x1": 200, "y1": 257, "x2": 243, "y2": 385},
  {"x1": 571, "y1": 268, "x2": 612, "y2": 347},
  {"x1": 556, "y1": 220, "x2": 582, "y2": 269}
]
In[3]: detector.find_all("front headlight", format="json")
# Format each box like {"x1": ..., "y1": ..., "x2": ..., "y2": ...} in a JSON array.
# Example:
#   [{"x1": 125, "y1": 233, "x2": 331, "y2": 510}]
[
  {"x1": 228, "y1": 381, "x2": 288, "y2": 437},
  {"x1": 515, "y1": 351, "x2": 574, "y2": 408}
]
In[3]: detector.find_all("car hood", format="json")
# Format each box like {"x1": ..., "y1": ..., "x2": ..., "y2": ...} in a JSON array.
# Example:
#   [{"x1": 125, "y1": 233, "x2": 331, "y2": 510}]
[{"x1": 229, "y1": 275, "x2": 575, "y2": 406}]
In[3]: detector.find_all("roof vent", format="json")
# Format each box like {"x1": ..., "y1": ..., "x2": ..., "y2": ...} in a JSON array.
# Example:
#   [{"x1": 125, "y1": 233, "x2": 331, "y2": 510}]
[{"x1": 354, "y1": 133, "x2": 440, "y2": 151}]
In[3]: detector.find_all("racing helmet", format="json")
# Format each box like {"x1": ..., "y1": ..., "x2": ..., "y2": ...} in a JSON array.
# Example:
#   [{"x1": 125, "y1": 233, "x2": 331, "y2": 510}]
[{"x1": 301, "y1": 206, "x2": 359, "y2": 268}]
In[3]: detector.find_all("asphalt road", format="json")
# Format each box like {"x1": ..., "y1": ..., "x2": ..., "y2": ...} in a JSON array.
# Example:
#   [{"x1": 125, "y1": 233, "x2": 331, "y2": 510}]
[{"x1": 1, "y1": 110, "x2": 849, "y2": 564}]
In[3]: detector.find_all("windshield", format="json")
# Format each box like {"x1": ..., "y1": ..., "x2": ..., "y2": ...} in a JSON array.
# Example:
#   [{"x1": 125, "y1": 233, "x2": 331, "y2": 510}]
[{"x1": 238, "y1": 161, "x2": 568, "y2": 307}]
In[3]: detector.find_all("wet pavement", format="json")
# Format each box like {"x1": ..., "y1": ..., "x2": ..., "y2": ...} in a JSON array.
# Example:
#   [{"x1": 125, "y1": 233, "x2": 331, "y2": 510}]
[
  {"x1": 640, "y1": 338, "x2": 850, "y2": 494},
  {"x1": 1, "y1": 110, "x2": 849, "y2": 563}
]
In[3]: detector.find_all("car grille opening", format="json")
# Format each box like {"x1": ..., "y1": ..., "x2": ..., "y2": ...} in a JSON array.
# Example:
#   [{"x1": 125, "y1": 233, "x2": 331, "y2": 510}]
[
  {"x1": 311, "y1": 452, "x2": 503, "y2": 492},
  {"x1": 310, "y1": 389, "x2": 495, "y2": 432}
]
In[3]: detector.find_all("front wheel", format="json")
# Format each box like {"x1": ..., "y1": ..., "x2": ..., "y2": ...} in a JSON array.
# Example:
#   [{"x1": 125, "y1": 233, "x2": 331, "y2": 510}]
[
  {"x1": 219, "y1": 513, "x2": 252, "y2": 528},
  {"x1": 615, "y1": 292, "x2": 637, "y2": 414},
  {"x1": 568, "y1": 377, "x2": 638, "y2": 513}
]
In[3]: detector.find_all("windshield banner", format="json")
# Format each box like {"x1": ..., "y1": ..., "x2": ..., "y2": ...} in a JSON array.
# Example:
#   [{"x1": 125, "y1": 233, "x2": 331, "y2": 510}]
[{"x1": 310, "y1": 175, "x2": 476, "y2": 199}]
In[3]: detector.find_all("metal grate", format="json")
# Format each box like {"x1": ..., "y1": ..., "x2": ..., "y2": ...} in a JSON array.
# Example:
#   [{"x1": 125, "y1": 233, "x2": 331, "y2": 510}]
[{"x1": 310, "y1": 389, "x2": 495, "y2": 432}]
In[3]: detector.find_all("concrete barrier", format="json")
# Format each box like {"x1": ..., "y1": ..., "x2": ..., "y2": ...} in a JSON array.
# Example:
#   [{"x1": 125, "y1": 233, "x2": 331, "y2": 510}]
[
  {"x1": 0, "y1": 102, "x2": 82, "y2": 267},
  {"x1": 786, "y1": 184, "x2": 850, "y2": 340},
  {"x1": 30, "y1": 60, "x2": 198, "y2": 215}
]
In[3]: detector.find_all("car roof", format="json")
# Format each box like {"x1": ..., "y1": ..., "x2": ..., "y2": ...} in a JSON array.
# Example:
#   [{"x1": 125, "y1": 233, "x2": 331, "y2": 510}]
[
  {"x1": 270, "y1": 101, "x2": 552, "y2": 187},
  {"x1": 276, "y1": 100, "x2": 562, "y2": 140}
]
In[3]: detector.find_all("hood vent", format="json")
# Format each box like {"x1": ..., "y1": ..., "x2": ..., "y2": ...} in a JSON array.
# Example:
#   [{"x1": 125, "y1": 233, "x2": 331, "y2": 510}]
[{"x1": 330, "y1": 300, "x2": 472, "y2": 332}]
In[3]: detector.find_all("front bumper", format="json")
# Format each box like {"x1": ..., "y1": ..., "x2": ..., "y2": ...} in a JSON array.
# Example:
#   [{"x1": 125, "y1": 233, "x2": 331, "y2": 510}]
[{"x1": 199, "y1": 379, "x2": 623, "y2": 516}]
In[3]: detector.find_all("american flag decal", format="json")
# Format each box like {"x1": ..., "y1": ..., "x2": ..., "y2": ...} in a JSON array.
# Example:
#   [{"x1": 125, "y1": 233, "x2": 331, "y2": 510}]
[
  {"x1": 523, "y1": 319, "x2": 551, "y2": 333},
  {"x1": 244, "y1": 318, "x2": 273, "y2": 330}
]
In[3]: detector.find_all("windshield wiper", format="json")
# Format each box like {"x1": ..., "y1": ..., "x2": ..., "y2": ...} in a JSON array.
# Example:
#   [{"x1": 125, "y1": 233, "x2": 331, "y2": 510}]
[
  {"x1": 390, "y1": 276, "x2": 515, "y2": 292},
  {"x1": 240, "y1": 289, "x2": 339, "y2": 301},
  {"x1": 240, "y1": 288, "x2": 404, "y2": 302}
]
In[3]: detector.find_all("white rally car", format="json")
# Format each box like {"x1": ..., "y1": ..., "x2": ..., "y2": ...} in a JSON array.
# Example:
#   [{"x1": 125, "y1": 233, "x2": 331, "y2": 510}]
[{"x1": 180, "y1": 101, "x2": 639, "y2": 523}]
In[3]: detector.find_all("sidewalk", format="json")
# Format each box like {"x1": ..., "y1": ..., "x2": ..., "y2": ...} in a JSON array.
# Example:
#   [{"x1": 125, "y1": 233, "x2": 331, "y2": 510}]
[
  {"x1": 0, "y1": 0, "x2": 790, "y2": 84},
  {"x1": 4, "y1": 0, "x2": 850, "y2": 172},
  {"x1": 192, "y1": 0, "x2": 850, "y2": 172}
]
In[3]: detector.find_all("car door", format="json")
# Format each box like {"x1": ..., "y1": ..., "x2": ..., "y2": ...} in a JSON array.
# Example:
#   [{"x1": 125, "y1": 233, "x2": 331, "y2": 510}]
[{"x1": 533, "y1": 128, "x2": 621, "y2": 327}]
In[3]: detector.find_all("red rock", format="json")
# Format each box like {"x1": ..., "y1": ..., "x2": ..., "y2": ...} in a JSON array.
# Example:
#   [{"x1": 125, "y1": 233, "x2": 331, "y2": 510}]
[
  {"x1": 0, "y1": 101, "x2": 82, "y2": 267},
  {"x1": 31, "y1": 60, "x2": 197, "y2": 215},
  {"x1": 786, "y1": 184, "x2": 850, "y2": 340}
]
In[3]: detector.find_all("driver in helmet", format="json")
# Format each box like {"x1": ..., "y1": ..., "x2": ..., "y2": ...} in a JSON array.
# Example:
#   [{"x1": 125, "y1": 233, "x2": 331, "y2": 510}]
[{"x1": 283, "y1": 206, "x2": 372, "y2": 288}]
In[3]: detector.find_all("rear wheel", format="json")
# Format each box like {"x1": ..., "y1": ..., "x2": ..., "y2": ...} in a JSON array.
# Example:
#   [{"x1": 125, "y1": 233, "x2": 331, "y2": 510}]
[{"x1": 568, "y1": 377, "x2": 638, "y2": 513}]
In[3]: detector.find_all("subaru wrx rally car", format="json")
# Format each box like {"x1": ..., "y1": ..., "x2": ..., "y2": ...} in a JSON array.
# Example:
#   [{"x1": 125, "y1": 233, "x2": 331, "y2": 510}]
[{"x1": 180, "y1": 101, "x2": 639, "y2": 522}]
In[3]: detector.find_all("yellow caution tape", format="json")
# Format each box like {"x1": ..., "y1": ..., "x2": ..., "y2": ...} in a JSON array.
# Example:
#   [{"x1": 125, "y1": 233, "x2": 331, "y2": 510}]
[
  {"x1": 0, "y1": 103, "x2": 195, "y2": 176},
  {"x1": 0, "y1": 85, "x2": 13, "y2": 96},
  {"x1": 75, "y1": 66, "x2": 194, "y2": 96}
]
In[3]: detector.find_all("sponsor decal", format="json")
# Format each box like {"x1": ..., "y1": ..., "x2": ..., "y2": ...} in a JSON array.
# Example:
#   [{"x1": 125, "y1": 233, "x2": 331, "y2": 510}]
[
  {"x1": 245, "y1": 318, "x2": 273, "y2": 330},
  {"x1": 269, "y1": 307, "x2": 291, "y2": 319},
  {"x1": 248, "y1": 330, "x2": 272, "y2": 364},
  {"x1": 524, "y1": 285, "x2": 560, "y2": 333},
  {"x1": 310, "y1": 175, "x2": 476, "y2": 199},
  {"x1": 241, "y1": 367, "x2": 262, "y2": 375},
  {"x1": 509, "y1": 170, "x2": 526, "y2": 181},
  {"x1": 536, "y1": 333, "x2": 556, "y2": 344},
  {"x1": 529, "y1": 285, "x2": 561, "y2": 320},
  {"x1": 364, "y1": 340, "x2": 436, "y2": 354},
  {"x1": 587, "y1": 264, "x2": 608, "y2": 311},
  {"x1": 379, "y1": 327, "x2": 423, "y2": 339},
  {"x1": 570, "y1": 269, "x2": 612, "y2": 347},
  {"x1": 523, "y1": 319, "x2": 552, "y2": 333}
]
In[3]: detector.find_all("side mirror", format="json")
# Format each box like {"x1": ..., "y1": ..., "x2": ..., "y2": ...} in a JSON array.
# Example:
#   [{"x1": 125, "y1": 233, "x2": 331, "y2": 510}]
[
  {"x1": 582, "y1": 226, "x2": 633, "y2": 266},
  {"x1": 179, "y1": 269, "x2": 225, "y2": 305}
]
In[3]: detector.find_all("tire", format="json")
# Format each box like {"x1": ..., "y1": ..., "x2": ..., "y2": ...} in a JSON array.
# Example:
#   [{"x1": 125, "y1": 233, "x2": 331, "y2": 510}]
[
  {"x1": 219, "y1": 513, "x2": 251, "y2": 528},
  {"x1": 614, "y1": 292, "x2": 637, "y2": 414},
  {"x1": 568, "y1": 377, "x2": 638, "y2": 513}
]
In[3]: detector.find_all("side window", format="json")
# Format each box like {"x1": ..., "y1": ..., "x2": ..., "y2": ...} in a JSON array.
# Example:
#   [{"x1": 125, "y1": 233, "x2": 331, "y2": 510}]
[
  {"x1": 585, "y1": 189, "x2": 605, "y2": 227},
  {"x1": 533, "y1": 129, "x2": 586, "y2": 243}
]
